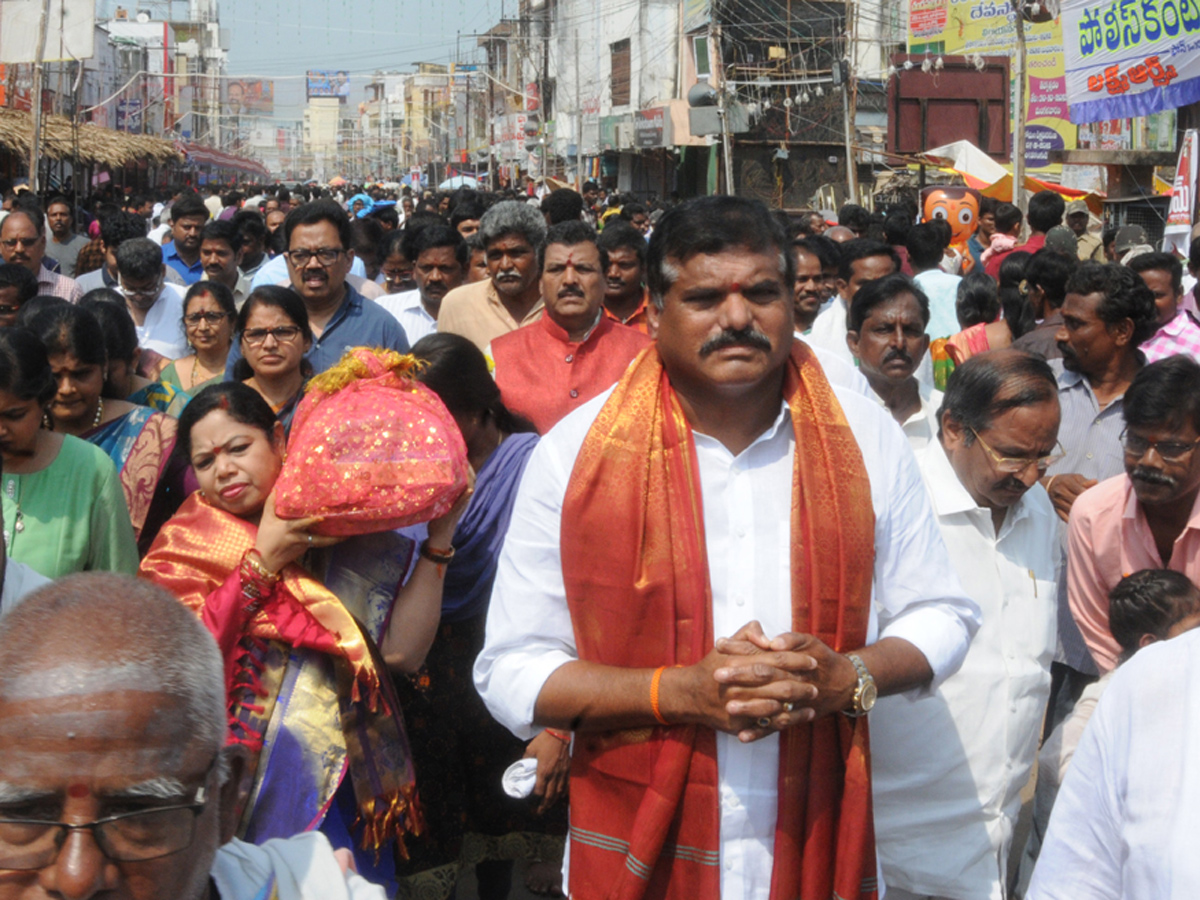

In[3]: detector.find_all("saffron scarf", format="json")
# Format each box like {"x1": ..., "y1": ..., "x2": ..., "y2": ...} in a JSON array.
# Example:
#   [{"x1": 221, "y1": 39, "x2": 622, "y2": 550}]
[
  {"x1": 560, "y1": 342, "x2": 877, "y2": 900},
  {"x1": 140, "y1": 494, "x2": 421, "y2": 857}
]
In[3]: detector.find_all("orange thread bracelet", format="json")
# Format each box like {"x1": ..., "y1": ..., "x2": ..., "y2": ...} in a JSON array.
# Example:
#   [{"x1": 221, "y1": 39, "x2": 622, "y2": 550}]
[
  {"x1": 545, "y1": 728, "x2": 571, "y2": 744},
  {"x1": 651, "y1": 665, "x2": 680, "y2": 726}
]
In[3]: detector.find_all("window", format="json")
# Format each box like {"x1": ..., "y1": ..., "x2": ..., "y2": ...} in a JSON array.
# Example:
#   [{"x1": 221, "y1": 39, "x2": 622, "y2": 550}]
[
  {"x1": 693, "y1": 35, "x2": 711, "y2": 78},
  {"x1": 611, "y1": 39, "x2": 631, "y2": 107}
]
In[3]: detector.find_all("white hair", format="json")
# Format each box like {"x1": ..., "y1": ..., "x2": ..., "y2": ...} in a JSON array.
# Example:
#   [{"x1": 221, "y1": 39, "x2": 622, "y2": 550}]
[{"x1": 0, "y1": 574, "x2": 227, "y2": 771}]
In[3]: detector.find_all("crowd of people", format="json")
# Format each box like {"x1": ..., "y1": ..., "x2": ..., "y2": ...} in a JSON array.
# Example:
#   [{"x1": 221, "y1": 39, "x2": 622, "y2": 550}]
[{"x1": 0, "y1": 174, "x2": 1196, "y2": 900}]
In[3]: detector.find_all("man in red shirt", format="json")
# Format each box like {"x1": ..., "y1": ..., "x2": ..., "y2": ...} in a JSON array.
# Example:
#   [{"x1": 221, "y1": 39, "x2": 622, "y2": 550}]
[{"x1": 492, "y1": 221, "x2": 651, "y2": 433}]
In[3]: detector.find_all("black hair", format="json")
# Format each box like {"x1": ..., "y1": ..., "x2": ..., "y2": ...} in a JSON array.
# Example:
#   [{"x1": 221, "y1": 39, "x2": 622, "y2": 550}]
[
  {"x1": 80, "y1": 292, "x2": 140, "y2": 388},
  {"x1": 0, "y1": 264, "x2": 38, "y2": 304},
  {"x1": 233, "y1": 209, "x2": 268, "y2": 244},
  {"x1": 184, "y1": 280, "x2": 237, "y2": 320},
  {"x1": 998, "y1": 251, "x2": 1037, "y2": 340},
  {"x1": 646, "y1": 197, "x2": 792, "y2": 309},
  {"x1": 170, "y1": 192, "x2": 209, "y2": 223},
  {"x1": 793, "y1": 235, "x2": 840, "y2": 272},
  {"x1": 1065, "y1": 262, "x2": 1160, "y2": 345},
  {"x1": 1108, "y1": 569, "x2": 1200, "y2": 658},
  {"x1": 620, "y1": 202, "x2": 648, "y2": 221},
  {"x1": 1124, "y1": 355, "x2": 1200, "y2": 437},
  {"x1": 539, "y1": 220, "x2": 604, "y2": 270},
  {"x1": 177, "y1": 381, "x2": 280, "y2": 462},
  {"x1": 406, "y1": 224, "x2": 468, "y2": 268},
  {"x1": 847, "y1": 273, "x2": 930, "y2": 332},
  {"x1": 927, "y1": 218, "x2": 953, "y2": 251},
  {"x1": 349, "y1": 217, "x2": 384, "y2": 261},
  {"x1": 29, "y1": 303, "x2": 107, "y2": 368},
  {"x1": 44, "y1": 194, "x2": 73, "y2": 218},
  {"x1": 906, "y1": 222, "x2": 946, "y2": 270},
  {"x1": 411, "y1": 332, "x2": 536, "y2": 435},
  {"x1": 994, "y1": 203, "x2": 1023, "y2": 235},
  {"x1": 838, "y1": 203, "x2": 871, "y2": 234},
  {"x1": 1027, "y1": 190, "x2": 1066, "y2": 234},
  {"x1": 0, "y1": 327, "x2": 56, "y2": 407},
  {"x1": 542, "y1": 189, "x2": 585, "y2": 225},
  {"x1": 956, "y1": 271, "x2": 1000, "y2": 329},
  {"x1": 883, "y1": 213, "x2": 911, "y2": 247},
  {"x1": 282, "y1": 198, "x2": 352, "y2": 252},
  {"x1": 1128, "y1": 251, "x2": 1185, "y2": 295},
  {"x1": 232, "y1": 285, "x2": 313, "y2": 382},
  {"x1": 1024, "y1": 249, "x2": 1077, "y2": 310},
  {"x1": 597, "y1": 221, "x2": 647, "y2": 266},
  {"x1": 14, "y1": 295, "x2": 69, "y2": 329},
  {"x1": 100, "y1": 211, "x2": 149, "y2": 248},
  {"x1": 1189, "y1": 236, "x2": 1200, "y2": 270},
  {"x1": 938, "y1": 349, "x2": 1058, "y2": 442},
  {"x1": 370, "y1": 206, "x2": 400, "y2": 229},
  {"x1": 978, "y1": 196, "x2": 999, "y2": 218},
  {"x1": 1, "y1": 206, "x2": 44, "y2": 237},
  {"x1": 836, "y1": 239, "x2": 901, "y2": 283},
  {"x1": 450, "y1": 199, "x2": 486, "y2": 230},
  {"x1": 200, "y1": 218, "x2": 243, "y2": 254},
  {"x1": 115, "y1": 238, "x2": 164, "y2": 281}
]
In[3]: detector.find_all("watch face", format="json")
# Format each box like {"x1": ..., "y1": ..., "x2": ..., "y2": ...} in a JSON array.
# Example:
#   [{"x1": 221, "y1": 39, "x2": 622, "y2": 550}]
[{"x1": 861, "y1": 682, "x2": 878, "y2": 712}]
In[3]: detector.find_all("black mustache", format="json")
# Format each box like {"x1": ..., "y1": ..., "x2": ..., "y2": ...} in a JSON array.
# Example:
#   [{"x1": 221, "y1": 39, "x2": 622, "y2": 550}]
[
  {"x1": 883, "y1": 348, "x2": 912, "y2": 365},
  {"x1": 700, "y1": 327, "x2": 773, "y2": 357},
  {"x1": 1131, "y1": 466, "x2": 1176, "y2": 487},
  {"x1": 557, "y1": 286, "x2": 586, "y2": 299}
]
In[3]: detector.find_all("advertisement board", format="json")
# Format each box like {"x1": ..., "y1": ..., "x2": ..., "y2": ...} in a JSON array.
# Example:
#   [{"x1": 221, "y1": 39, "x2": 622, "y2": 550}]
[
  {"x1": 908, "y1": 0, "x2": 1075, "y2": 170},
  {"x1": 1061, "y1": 0, "x2": 1200, "y2": 122},
  {"x1": 226, "y1": 79, "x2": 274, "y2": 116},
  {"x1": 306, "y1": 70, "x2": 350, "y2": 101}
]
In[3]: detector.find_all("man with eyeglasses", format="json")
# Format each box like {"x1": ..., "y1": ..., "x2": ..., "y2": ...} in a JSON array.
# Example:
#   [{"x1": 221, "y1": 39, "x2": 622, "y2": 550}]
[
  {"x1": 230, "y1": 200, "x2": 408, "y2": 379},
  {"x1": 1066, "y1": 356, "x2": 1200, "y2": 675},
  {"x1": 1041, "y1": 262, "x2": 1160, "y2": 732},
  {"x1": 116, "y1": 238, "x2": 188, "y2": 361},
  {"x1": 0, "y1": 572, "x2": 385, "y2": 900},
  {"x1": 0, "y1": 206, "x2": 82, "y2": 303},
  {"x1": 870, "y1": 349, "x2": 1062, "y2": 900}
]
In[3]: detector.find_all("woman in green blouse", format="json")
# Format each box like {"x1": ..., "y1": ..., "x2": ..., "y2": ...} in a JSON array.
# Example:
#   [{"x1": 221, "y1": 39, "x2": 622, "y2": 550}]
[{"x1": 0, "y1": 328, "x2": 138, "y2": 578}]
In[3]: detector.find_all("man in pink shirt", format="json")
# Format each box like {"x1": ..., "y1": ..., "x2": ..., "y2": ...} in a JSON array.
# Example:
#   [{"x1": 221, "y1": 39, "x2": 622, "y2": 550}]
[
  {"x1": 1130, "y1": 252, "x2": 1200, "y2": 363},
  {"x1": 1067, "y1": 356, "x2": 1200, "y2": 671}
]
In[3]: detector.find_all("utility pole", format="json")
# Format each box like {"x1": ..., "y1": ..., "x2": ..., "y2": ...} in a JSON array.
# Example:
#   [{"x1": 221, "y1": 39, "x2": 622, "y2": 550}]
[
  {"x1": 574, "y1": 30, "x2": 582, "y2": 191},
  {"x1": 27, "y1": 0, "x2": 52, "y2": 193},
  {"x1": 840, "y1": 4, "x2": 859, "y2": 203},
  {"x1": 712, "y1": 24, "x2": 735, "y2": 195},
  {"x1": 1013, "y1": 0, "x2": 1027, "y2": 212}
]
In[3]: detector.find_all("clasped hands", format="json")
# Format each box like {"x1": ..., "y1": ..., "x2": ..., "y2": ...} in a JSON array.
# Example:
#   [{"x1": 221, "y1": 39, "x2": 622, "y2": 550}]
[{"x1": 662, "y1": 620, "x2": 858, "y2": 743}]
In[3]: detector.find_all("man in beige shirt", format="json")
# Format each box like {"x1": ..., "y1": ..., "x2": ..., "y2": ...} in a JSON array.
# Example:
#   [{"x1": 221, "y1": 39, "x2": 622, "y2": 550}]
[{"x1": 437, "y1": 200, "x2": 545, "y2": 352}]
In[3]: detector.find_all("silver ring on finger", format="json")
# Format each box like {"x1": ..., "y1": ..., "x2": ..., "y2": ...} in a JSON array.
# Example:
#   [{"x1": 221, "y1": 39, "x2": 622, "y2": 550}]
[
  {"x1": 782, "y1": 701, "x2": 795, "y2": 713},
  {"x1": 756, "y1": 716, "x2": 772, "y2": 729}
]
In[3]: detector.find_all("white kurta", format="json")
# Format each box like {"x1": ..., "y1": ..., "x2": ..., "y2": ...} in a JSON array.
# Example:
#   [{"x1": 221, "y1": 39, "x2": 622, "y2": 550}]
[
  {"x1": 871, "y1": 442, "x2": 1060, "y2": 900},
  {"x1": 1027, "y1": 628, "x2": 1200, "y2": 900},
  {"x1": 135, "y1": 283, "x2": 188, "y2": 360},
  {"x1": 475, "y1": 378, "x2": 980, "y2": 900}
]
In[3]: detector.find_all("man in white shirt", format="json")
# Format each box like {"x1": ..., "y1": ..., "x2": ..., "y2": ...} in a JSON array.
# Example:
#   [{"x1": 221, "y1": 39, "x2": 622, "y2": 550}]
[
  {"x1": 115, "y1": 237, "x2": 188, "y2": 360},
  {"x1": 0, "y1": 573, "x2": 386, "y2": 900},
  {"x1": 1027, "y1": 625, "x2": 1200, "y2": 900},
  {"x1": 872, "y1": 348, "x2": 1063, "y2": 900},
  {"x1": 846, "y1": 272, "x2": 942, "y2": 450},
  {"x1": 807, "y1": 239, "x2": 899, "y2": 366},
  {"x1": 376, "y1": 224, "x2": 466, "y2": 344},
  {"x1": 476, "y1": 196, "x2": 980, "y2": 899}
]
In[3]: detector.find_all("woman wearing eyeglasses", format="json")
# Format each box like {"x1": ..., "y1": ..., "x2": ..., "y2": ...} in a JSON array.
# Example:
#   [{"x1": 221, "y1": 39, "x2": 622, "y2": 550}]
[
  {"x1": 234, "y1": 286, "x2": 313, "y2": 436},
  {"x1": 29, "y1": 304, "x2": 186, "y2": 553},
  {"x1": 161, "y1": 282, "x2": 237, "y2": 400}
]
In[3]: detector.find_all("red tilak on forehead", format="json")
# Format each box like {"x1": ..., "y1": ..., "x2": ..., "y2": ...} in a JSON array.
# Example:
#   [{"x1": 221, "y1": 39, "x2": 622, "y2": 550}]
[
  {"x1": 67, "y1": 783, "x2": 89, "y2": 799},
  {"x1": 731, "y1": 282, "x2": 741, "y2": 293}
]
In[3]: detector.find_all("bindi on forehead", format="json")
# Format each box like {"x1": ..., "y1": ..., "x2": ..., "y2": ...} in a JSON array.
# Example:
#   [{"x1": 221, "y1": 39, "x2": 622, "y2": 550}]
[{"x1": 67, "y1": 783, "x2": 89, "y2": 799}]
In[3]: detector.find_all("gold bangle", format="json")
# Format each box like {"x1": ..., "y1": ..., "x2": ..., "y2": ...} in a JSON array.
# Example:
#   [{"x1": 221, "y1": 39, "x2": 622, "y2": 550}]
[
  {"x1": 651, "y1": 665, "x2": 681, "y2": 726},
  {"x1": 241, "y1": 549, "x2": 281, "y2": 583}
]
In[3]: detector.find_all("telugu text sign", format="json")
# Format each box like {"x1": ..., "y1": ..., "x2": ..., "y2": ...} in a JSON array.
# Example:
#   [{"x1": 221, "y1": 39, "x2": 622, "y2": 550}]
[{"x1": 1062, "y1": 0, "x2": 1200, "y2": 122}]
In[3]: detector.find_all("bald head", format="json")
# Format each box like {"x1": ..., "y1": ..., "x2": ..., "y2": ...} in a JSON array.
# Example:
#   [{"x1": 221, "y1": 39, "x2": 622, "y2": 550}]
[
  {"x1": 0, "y1": 573, "x2": 225, "y2": 756},
  {"x1": 826, "y1": 225, "x2": 856, "y2": 243}
]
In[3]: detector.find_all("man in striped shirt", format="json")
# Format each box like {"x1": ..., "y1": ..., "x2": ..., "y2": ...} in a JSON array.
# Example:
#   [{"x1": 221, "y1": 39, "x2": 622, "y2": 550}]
[{"x1": 0, "y1": 206, "x2": 81, "y2": 303}]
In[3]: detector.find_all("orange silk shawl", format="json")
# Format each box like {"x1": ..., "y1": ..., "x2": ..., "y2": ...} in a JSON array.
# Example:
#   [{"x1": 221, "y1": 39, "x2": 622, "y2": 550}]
[{"x1": 561, "y1": 342, "x2": 878, "y2": 900}]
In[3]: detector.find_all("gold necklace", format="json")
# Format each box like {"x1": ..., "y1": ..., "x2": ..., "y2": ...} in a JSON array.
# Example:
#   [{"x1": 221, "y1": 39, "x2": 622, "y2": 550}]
[{"x1": 92, "y1": 397, "x2": 104, "y2": 429}]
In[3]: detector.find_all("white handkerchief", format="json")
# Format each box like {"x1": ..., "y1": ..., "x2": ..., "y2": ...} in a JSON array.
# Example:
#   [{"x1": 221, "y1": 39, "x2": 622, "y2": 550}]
[{"x1": 501, "y1": 757, "x2": 538, "y2": 799}]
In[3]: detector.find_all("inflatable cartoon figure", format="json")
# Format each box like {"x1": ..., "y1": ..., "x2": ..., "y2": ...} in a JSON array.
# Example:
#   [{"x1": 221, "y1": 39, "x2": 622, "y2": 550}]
[{"x1": 922, "y1": 186, "x2": 982, "y2": 274}]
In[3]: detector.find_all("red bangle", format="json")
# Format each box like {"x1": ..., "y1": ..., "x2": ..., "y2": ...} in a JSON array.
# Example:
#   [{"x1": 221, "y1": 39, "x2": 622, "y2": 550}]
[
  {"x1": 650, "y1": 666, "x2": 675, "y2": 726},
  {"x1": 545, "y1": 728, "x2": 571, "y2": 744}
]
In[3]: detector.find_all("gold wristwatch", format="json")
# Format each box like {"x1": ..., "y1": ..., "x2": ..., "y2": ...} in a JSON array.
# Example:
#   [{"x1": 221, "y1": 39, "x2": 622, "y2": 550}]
[{"x1": 844, "y1": 653, "x2": 877, "y2": 717}]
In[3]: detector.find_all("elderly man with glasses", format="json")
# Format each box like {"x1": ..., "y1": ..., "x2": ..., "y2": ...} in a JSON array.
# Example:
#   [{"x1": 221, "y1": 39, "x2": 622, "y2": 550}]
[
  {"x1": 228, "y1": 200, "x2": 408, "y2": 379},
  {"x1": 115, "y1": 237, "x2": 189, "y2": 361},
  {"x1": 870, "y1": 349, "x2": 1064, "y2": 900},
  {"x1": 0, "y1": 572, "x2": 384, "y2": 900},
  {"x1": 1066, "y1": 356, "x2": 1200, "y2": 675},
  {"x1": 0, "y1": 206, "x2": 81, "y2": 303}
]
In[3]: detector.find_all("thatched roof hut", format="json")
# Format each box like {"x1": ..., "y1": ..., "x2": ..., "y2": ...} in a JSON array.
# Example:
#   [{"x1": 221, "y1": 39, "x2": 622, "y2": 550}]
[{"x1": 0, "y1": 108, "x2": 181, "y2": 168}]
